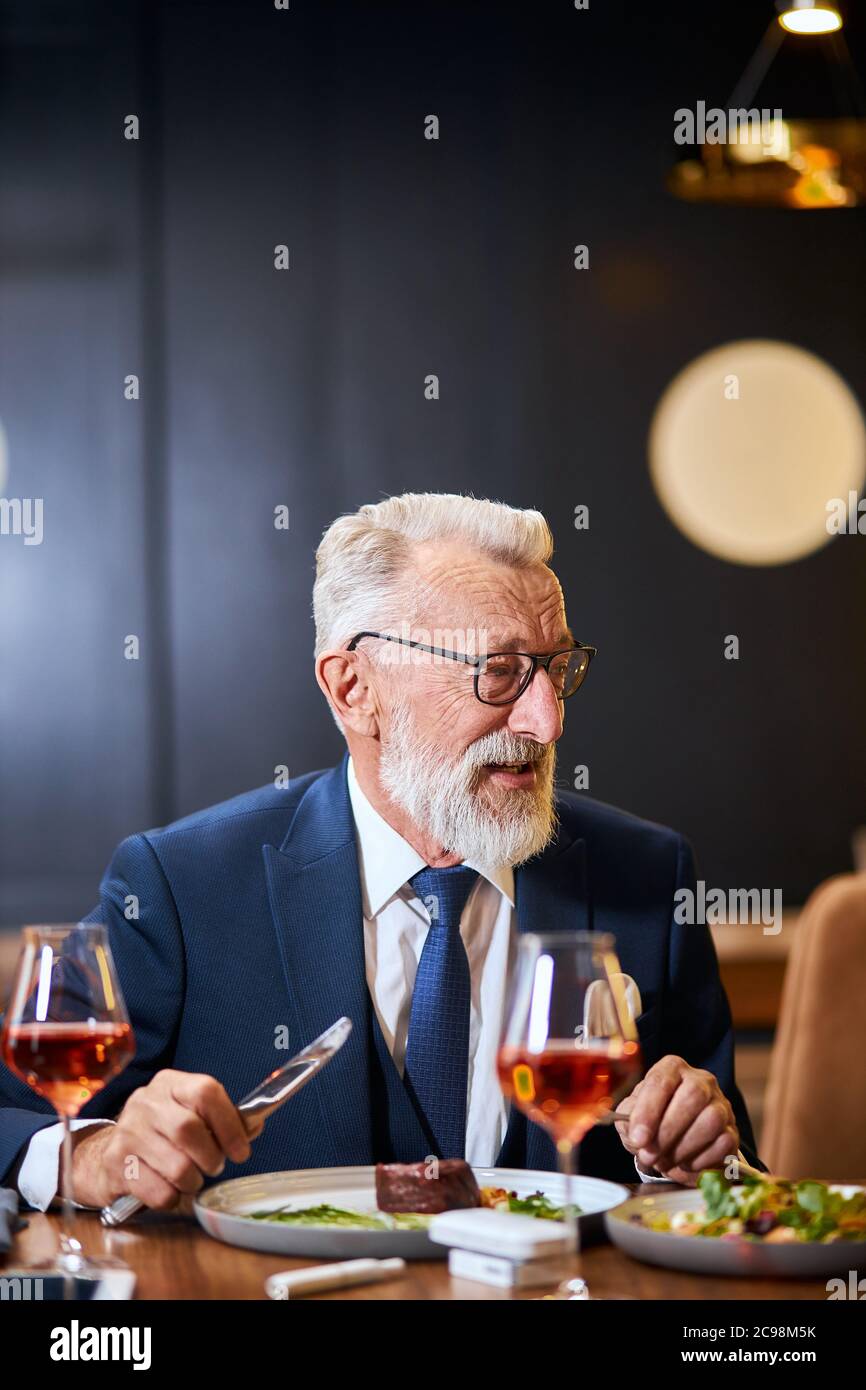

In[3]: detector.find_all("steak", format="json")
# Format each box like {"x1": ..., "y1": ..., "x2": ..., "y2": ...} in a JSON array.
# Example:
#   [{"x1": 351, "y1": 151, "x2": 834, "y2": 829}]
[{"x1": 375, "y1": 1158, "x2": 481, "y2": 1213}]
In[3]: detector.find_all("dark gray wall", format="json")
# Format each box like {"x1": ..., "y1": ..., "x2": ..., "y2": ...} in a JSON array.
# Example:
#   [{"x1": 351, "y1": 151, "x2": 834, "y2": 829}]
[
  {"x1": 1, "y1": 0, "x2": 864, "y2": 926},
  {"x1": 0, "y1": 2, "x2": 152, "y2": 921}
]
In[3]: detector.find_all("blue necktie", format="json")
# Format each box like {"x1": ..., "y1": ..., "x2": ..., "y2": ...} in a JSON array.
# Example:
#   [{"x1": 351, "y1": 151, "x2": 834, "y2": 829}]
[{"x1": 403, "y1": 864, "x2": 479, "y2": 1160}]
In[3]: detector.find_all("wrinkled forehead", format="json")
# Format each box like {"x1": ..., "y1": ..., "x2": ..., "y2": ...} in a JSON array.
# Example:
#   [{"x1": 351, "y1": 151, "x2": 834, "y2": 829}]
[{"x1": 406, "y1": 541, "x2": 569, "y2": 649}]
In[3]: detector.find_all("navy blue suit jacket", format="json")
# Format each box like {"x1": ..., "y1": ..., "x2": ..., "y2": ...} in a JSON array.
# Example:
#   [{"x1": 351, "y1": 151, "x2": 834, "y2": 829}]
[{"x1": 1, "y1": 753, "x2": 763, "y2": 1190}]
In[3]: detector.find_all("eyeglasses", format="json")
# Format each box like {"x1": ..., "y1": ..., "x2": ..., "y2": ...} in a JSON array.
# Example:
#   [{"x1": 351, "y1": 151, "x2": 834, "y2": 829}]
[{"x1": 345, "y1": 631, "x2": 597, "y2": 706}]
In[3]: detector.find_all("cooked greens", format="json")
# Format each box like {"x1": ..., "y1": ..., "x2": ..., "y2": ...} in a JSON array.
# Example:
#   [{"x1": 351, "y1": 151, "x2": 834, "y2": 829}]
[
  {"x1": 249, "y1": 1203, "x2": 430, "y2": 1230},
  {"x1": 247, "y1": 1186, "x2": 573, "y2": 1229}
]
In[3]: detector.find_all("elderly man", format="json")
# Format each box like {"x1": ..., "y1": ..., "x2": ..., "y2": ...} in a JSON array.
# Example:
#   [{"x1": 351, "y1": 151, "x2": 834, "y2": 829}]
[{"x1": 0, "y1": 492, "x2": 762, "y2": 1213}]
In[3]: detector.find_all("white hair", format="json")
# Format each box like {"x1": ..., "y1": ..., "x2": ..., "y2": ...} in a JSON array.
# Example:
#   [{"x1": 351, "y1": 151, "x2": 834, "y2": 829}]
[
  {"x1": 379, "y1": 686, "x2": 558, "y2": 865},
  {"x1": 313, "y1": 491, "x2": 553, "y2": 661}
]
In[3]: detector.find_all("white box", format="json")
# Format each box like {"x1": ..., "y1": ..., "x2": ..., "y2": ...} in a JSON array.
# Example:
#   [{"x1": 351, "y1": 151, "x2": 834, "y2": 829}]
[
  {"x1": 429, "y1": 1208, "x2": 572, "y2": 1260},
  {"x1": 448, "y1": 1247, "x2": 574, "y2": 1289}
]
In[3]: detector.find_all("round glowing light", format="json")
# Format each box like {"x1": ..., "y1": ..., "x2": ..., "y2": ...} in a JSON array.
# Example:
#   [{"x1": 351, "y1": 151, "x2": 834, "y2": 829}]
[
  {"x1": 649, "y1": 340, "x2": 866, "y2": 566},
  {"x1": 778, "y1": 6, "x2": 842, "y2": 34}
]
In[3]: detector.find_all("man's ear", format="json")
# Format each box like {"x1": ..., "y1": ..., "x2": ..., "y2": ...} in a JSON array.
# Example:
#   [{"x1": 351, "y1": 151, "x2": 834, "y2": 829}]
[{"x1": 316, "y1": 650, "x2": 380, "y2": 737}]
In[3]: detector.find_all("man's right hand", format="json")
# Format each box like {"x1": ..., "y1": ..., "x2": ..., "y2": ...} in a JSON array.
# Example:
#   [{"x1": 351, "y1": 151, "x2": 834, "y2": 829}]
[{"x1": 65, "y1": 1070, "x2": 266, "y2": 1211}]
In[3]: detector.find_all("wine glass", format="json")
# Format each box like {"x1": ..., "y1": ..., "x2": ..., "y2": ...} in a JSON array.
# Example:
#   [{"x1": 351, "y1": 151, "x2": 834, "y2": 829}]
[
  {"x1": 0, "y1": 923, "x2": 136, "y2": 1291},
  {"x1": 497, "y1": 930, "x2": 642, "y2": 1300}
]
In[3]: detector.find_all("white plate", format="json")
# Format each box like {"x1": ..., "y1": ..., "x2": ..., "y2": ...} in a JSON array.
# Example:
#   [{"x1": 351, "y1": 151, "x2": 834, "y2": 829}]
[
  {"x1": 194, "y1": 1166, "x2": 630, "y2": 1260},
  {"x1": 605, "y1": 1185, "x2": 866, "y2": 1279}
]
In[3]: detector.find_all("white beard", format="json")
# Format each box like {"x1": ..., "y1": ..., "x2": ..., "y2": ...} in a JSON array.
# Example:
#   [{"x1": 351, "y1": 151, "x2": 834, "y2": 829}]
[{"x1": 378, "y1": 692, "x2": 559, "y2": 867}]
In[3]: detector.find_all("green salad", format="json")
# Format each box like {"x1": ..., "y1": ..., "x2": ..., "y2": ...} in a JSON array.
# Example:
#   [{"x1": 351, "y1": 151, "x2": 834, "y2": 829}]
[
  {"x1": 481, "y1": 1188, "x2": 575, "y2": 1221},
  {"x1": 639, "y1": 1169, "x2": 866, "y2": 1244}
]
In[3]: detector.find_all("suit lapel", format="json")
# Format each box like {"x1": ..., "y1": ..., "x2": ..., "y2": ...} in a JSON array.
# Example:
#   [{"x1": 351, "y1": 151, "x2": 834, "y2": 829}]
[
  {"x1": 496, "y1": 828, "x2": 590, "y2": 1172},
  {"x1": 262, "y1": 753, "x2": 375, "y2": 1165},
  {"x1": 264, "y1": 757, "x2": 595, "y2": 1174}
]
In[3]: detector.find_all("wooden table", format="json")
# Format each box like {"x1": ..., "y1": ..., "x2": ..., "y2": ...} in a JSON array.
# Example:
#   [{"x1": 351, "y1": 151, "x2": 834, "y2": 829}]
[{"x1": 8, "y1": 1188, "x2": 833, "y2": 1301}]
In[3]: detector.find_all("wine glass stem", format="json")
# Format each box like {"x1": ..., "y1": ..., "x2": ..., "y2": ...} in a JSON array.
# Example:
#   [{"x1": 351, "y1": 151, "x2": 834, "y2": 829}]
[
  {"x1": 558, "y1": 1137, "x2": 580, "y2": 1259},
  {"x1": 58, "y1": 1113, "x2": 82, "y2": 1284}
]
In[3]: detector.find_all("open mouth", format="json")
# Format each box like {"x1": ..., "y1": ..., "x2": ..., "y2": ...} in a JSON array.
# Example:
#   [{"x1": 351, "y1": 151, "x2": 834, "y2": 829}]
[{"x1": 482, "y1": 760, "x2": 537, "y2": 785}]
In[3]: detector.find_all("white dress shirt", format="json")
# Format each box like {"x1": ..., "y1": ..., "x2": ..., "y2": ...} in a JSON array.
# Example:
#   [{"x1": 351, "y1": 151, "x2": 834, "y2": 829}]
[
  {"x1": 16, "y1": 757, "x2": 686, "y2": 1209},
  {"x1": 347, "y1": 754, "x2": 515, "y2": 1167},
  {"x1": 17, "y1": 1118, "x2": 115, "y2": 1211}
]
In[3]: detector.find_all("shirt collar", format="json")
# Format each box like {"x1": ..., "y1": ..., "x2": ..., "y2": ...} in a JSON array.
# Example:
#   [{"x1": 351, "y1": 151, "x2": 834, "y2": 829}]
[{"x1": 346, "y1": 755, "x2": 515, "y2": 918}]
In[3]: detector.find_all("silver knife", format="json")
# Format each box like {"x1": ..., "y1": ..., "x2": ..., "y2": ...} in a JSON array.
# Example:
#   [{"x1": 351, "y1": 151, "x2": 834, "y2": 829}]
[{"x1": 100, "y1": 1016, "x2": 353, "y2": 1227}]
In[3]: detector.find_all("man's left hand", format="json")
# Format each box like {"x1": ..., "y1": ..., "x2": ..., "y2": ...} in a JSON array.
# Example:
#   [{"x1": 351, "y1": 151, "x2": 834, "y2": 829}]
[{"x1": 613, "y1": 1054, "x2": 740, "y2": 1186}]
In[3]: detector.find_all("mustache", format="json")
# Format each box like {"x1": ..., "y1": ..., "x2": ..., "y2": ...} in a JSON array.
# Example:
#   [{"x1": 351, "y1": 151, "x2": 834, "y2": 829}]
[{"x1": 463, "y1": 735, "x2": 555, "y2": 770}]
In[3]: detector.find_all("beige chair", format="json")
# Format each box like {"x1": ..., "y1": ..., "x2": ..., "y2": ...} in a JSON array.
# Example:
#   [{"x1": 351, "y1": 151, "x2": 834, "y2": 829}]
[
  {"x1": 0, "y1": 931, "x2": 21, "y2": 1010},
  {"x1": 762, "y1": 873, "x2": 866, "y2": 1182}
]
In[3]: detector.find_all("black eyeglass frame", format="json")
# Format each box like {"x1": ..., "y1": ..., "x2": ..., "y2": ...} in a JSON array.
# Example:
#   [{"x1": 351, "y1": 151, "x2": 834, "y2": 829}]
[{"x1": 344, "y1": 630, "x2": 598, "y2": 706}]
